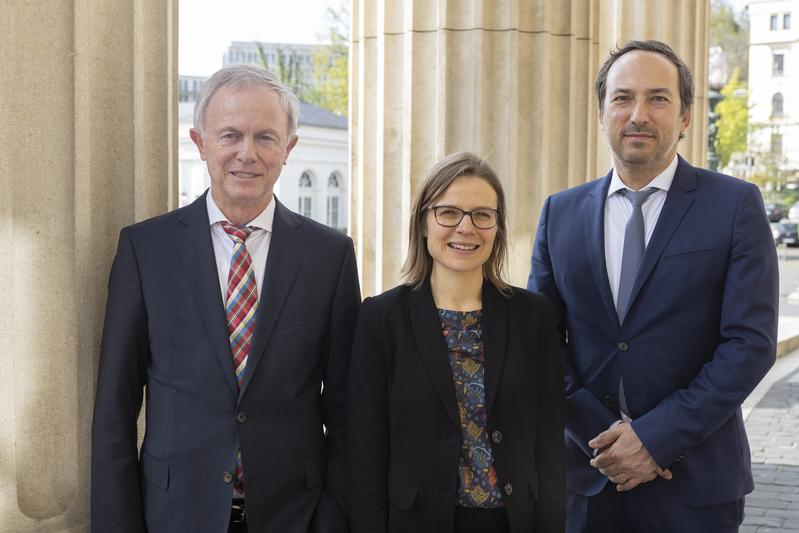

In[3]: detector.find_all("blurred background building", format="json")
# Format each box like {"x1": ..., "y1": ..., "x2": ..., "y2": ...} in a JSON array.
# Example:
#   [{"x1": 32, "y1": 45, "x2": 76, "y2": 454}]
[
  {"x1": 178, "y1": 61, "x2": 349, "y2": 232},
  {"x1": 748, "y1": 0, "x2": 799, "y2": 187}
]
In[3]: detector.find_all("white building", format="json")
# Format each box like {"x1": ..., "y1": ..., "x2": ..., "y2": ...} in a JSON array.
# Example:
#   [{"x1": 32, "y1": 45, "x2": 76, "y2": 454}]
[
  {"x1": 178, "y1": 77, "x2": 349, "y2": 232},
  {"x1": 748, "y1": 0, "x2": 799, "y2": 173},
  {"x1": 223, "y1": 41, "x2": 324, "y2": 72}
]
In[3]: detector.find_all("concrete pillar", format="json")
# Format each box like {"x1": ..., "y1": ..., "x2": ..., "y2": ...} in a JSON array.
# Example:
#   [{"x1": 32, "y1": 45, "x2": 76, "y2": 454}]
[
  {"x1": 351, "y1": 0, "x2": 709, "y2": 295},
  {"x1": 0, "y1": 0, "x2": 178, "y2": 530}
]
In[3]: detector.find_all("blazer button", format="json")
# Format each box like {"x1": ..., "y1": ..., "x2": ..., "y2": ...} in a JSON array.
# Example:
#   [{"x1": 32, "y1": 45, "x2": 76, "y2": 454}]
[
  {"x1": 503, "y1": 482, "x2": 513, "y2": 496},
  {"x1": 236, "y1": 412, "x2": 247, "y2": 423},
  {"x1": 223, "y1": 471, "x2": 234, "y2": 484},
  {"x1": 491, "y1": 430, "x2": 503, "y2": 444},
  {"x1": 604, "y1": 395, "x2": 617, "y2": 409},
  {"x1": 617, "y1": 341, "x2": 629, "y2": 352}
]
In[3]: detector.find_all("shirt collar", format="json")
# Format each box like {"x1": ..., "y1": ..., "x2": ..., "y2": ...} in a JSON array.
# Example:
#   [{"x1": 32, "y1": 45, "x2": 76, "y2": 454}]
[
  {"x1": 607, "y1": 154, "x2": 679, "y2": 197},
  {"x1": 206, "y1": 189, "x2": 275, "y2": 232}
]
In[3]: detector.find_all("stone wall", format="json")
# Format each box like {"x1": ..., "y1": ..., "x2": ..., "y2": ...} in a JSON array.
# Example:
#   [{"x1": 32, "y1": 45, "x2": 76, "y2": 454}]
[
  {"x1": 0, "y1": 0, "x2": 178, "y2": 530},
  {"x1": 350, "y1": 0, "x2": 709, "y2": 295}
]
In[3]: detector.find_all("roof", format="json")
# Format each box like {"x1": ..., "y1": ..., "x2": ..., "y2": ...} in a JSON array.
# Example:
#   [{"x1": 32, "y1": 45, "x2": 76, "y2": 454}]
[{"x1": 299, "y1": 101, "x2": 347, "y2": 130}]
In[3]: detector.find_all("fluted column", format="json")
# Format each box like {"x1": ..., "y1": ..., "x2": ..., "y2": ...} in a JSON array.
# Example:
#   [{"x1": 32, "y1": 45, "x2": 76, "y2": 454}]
[
  {"x1": 351, "y1": 0, "x2": 709, "y2": 296},
  {"x1": 0, "y1": 0, "x2": 177, "y2": 530}
]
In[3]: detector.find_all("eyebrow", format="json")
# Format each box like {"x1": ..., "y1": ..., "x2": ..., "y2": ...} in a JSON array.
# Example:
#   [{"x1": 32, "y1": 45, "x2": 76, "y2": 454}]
[
  {"x1": 611, "y1": 87, "x2": 673, "y2": 96},
  {"x1": 432, "y1": 204, "x2": 499, "y2": 210},
  {"x1": 217, "y1": 126, "x2": 281, "y2": 136}
]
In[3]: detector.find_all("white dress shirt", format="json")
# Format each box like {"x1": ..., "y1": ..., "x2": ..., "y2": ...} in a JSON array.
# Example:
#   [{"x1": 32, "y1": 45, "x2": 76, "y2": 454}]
[
  {"x1": 206, "y1": 190, "x2": 274, "y2": 304},
  {"x1": 604, "y1": 155, "x2": 678, "y2": 305}
]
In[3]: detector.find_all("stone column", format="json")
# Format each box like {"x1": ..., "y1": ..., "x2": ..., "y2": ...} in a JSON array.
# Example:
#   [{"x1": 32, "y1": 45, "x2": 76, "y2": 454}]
[
  {"x1": 351, "y1": 0, "x2": 709, "y2": 295},
  {"x1": 0, "y1": 0, "x2": 178, "y2": 530}
]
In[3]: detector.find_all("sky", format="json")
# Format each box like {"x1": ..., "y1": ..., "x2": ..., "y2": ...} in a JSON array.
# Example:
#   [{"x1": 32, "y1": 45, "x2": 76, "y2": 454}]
[
  {"x1": 730, "y1": 0, "x2": 749, "y2": 13},
  {"x1": 179, "y1": 0, "x2": 753, "y2": 76},
  {"x1": 179, "y1": 0, "x2": 337, "y2": 76}
]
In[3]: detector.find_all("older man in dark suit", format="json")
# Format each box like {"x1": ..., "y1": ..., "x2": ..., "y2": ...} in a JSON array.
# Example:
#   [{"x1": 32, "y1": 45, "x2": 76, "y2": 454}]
[{"x1": 91, "y1": 65, "x2": 360, "y2": 532}]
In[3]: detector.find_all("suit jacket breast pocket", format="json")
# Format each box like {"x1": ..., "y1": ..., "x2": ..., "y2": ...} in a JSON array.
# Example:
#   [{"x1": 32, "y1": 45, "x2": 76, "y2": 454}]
[{"x1": 661, "y1": 248, "x2": 715, "y2": 262}]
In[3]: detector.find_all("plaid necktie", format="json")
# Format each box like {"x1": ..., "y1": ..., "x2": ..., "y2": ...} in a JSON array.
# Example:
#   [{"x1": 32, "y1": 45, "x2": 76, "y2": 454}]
[{"x1": 222, "y1": 222, "x2": 259, "y2": 493}]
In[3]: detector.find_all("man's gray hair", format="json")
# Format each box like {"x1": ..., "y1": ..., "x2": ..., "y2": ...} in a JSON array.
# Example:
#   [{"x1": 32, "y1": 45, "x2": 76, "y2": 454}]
[{"x1": 193, "y1": 65, "x2": 301, "y2": 138}]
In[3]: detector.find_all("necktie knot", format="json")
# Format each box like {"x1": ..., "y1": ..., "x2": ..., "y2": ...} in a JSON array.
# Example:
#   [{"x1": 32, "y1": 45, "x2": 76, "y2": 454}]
[
  {"x1": 222, "y1": 222, "x2": 253, "y2": 244},
  {"x1": 620, "y1": 187, "x2": 658, "y2": 208}
]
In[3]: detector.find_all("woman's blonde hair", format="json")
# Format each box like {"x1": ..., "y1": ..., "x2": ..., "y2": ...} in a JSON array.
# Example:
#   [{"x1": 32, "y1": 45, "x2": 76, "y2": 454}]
[{"x1": 401, "y1": 151, "x2": 510, "y2": 294}]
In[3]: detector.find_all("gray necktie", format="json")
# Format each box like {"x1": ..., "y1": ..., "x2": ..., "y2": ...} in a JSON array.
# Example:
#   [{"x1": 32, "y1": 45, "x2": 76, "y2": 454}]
[{"x1": 615, "y1": 187, "x2": 657, "y2": 323}]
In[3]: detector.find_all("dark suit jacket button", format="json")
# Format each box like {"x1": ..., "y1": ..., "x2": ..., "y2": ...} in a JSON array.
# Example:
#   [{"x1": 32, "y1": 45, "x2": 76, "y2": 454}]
[
  {"x1": 617, "y1": 341, "x2": 629, "y2": 352},
  {"x1": 503, "y1": 482, "x2": 513, "y2": 496},
  {"x1": 236, "y1": 412, "x2": 247, "y2": 423},
  {"x1": 491, "y1": 430, "x2": 503, "y2": 444},
  {"x1": 604, "y1": 395, "x2": 617, "y2": 409},
  {"x1": 223, "y1": 472, "x2": 234, "y2": 483}
]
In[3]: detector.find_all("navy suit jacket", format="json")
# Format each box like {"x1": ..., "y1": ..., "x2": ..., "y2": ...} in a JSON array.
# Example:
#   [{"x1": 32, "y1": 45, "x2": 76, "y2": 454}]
[
  {"x1": 528, "y1": 157, "x2": 778, "y2": 506},
  {"x1": 91, "y1": 192, "x2": 360, "y2": 532}
]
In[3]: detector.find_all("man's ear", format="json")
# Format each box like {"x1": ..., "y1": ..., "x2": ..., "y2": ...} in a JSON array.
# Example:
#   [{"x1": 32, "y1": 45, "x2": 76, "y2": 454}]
[
  {"x1": 284, "y1": 134, "x2": 299, "y2": 164},
  {"x1": 681, "y1": 107, "x2": 692, "y2": 132},
  {"x1": 189, "y1": 128, "x2": 207, "y2": 161}
]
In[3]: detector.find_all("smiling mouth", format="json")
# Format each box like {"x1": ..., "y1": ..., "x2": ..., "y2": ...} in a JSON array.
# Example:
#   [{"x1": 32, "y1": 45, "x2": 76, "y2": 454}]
[
  {"x1": 448, "y1": 243, "x2": 479, "y2": 251},
  {"x1": 230, "y1": 171, "x2": 262, "y2": 178}
]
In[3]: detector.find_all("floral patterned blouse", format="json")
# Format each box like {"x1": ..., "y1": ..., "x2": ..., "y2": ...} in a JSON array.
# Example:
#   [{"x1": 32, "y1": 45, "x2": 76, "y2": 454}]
[{"x1": 438, "y1": 308, "x2": 504, "y2": 508}]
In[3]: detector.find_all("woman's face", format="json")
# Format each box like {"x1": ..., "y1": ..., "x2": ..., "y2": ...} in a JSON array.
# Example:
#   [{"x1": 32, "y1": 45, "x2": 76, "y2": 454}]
[{"x1": 425, "y1": 175, "x2": 498, "y2": 281}]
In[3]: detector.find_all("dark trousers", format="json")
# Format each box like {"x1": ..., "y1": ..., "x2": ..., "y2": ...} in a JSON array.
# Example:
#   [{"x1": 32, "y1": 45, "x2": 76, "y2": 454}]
[
  {"x1": 567, "y1": 480, "x2": 745, "y2": 533},
  {"x1": 454, "y1": 506, "x2": 510, "y2": 533},
  {"x1": 228, "y1": 522, "x2": 247, "y2": 533},
  {"x1": 228, "y1": 498, "x2": 247, "y2": 533}
]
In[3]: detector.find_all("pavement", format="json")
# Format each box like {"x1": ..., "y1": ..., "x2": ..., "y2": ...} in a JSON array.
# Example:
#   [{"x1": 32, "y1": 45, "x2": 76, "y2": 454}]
[{"x1": 741, "y1": 246, "x2": 799, "y2": 532}]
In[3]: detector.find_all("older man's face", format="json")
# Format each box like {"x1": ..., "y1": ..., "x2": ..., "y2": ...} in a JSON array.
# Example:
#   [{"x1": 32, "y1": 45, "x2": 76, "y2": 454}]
[
  {"x1": 600, "y1": 51, "x2": 690, "y2": 173},
  {"x1": 190, "y1": 84, "x2": 297, "y2": 220}
]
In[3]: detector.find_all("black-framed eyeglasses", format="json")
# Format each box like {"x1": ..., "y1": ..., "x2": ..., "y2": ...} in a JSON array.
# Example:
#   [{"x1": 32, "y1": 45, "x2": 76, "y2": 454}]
[{"x1": 428, "y1": 205, "x2": 499, "y2": 229}]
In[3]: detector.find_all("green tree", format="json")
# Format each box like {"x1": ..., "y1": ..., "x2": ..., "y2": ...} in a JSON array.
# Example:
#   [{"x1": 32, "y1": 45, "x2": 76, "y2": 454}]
[
  {"x1": 304, "y1": 1, "x2": 349, "y2": 116},
  {"x1": 714, "y1": 68, "x2": 748, "y2": 168},
  {"x1": 710, "y1": 0, "x2": 750, "y2": 81},
  {"x1": 257, "y1": 44, "x2": 308, "y2": 99},
  {"x1": 254, "y1": 1, "x2": 349, "y2": 116}
]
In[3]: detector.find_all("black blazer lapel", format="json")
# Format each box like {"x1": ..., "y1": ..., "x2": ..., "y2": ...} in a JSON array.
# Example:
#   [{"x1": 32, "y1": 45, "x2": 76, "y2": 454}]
[
  {"x1": 175, "y1": 192, "x2": 239, "y2": 397},
  {"x1": 482, "y1": 282, "x2": 507, "y2": 418},
  {"x1": 410, "y1": 280, "x2": 460, "y2": 428},
  {"x1": 583, "y1": 174, "x2": 618, "y2": 327},
  {"x1": 239, "y1": 199, "x2": 307, "y2": 398},
  {"x1": 627, "y1": 157, "x2": 697, "y2": 312}
]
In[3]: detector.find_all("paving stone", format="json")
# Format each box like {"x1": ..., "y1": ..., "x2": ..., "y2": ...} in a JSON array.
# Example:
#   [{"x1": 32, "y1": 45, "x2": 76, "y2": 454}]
[
  {"x1": 742, "y1": 515, "x2": 784, "y2": 527},
  {"x1": 765, "y1": 508, "x2": 799, "y2": 519},
  {"x1": 748, "y1": 496, "x2": 790, "y2": 510},
  {"x1": 745, "y1": 367, "x2": 799, "y2": 528}
]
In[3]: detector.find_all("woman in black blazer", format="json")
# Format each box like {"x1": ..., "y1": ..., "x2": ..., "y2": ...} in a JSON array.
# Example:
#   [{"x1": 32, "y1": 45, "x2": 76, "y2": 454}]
[{"x1": 349, "y1": 152, "x2": 565, "y2": 533}]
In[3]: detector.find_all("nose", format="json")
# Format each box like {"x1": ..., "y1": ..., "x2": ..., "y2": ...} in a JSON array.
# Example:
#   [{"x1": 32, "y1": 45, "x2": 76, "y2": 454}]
[
  {"x1": 630, "y1": 98, "x2": 648, "y2": 126},
  {"x1": 237, "y1": 136, "x2": 257, "y2": 163},
  {"x1": 455, "y1": 213, "x2": 477, "y2": 233}
]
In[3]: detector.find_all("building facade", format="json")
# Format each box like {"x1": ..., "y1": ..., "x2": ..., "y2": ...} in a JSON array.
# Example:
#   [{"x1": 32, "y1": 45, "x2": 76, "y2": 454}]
[
  {"x1": 749, "y1": 0, "x2": 799, "y2": 178},
  {"x1": 178, "y1": 75, "x2": 349, "y2": 232}
]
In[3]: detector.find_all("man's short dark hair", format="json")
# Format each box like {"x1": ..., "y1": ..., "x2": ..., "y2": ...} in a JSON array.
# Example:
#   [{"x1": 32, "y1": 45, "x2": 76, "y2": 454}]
[{"x1": 595, "y1": 40, "x2": 694, "y2": 116}]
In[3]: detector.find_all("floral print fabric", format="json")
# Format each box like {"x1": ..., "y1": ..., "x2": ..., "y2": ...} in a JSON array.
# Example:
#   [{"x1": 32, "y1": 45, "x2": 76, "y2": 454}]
[{"x1": 438, "y1": 308, "x2": 504, "y2": 508}]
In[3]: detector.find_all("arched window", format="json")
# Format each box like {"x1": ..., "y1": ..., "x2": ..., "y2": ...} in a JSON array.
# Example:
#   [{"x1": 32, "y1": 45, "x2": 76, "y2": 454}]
[
  {"x1": 327, "y1": 172, "x2": 342, "y2": 228},
  {"x1": 298, "y1": 171, "x2": 314, "y2": 217},
  {"x1": 773, "y1": 92, "x2": 784, "y2": 118},
  {"x1": 328, "y1": 172, "x2": 340, "y2": 189},
  {"x1": 299, "y1": 171, "x2": 314, "y2": 188}
]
